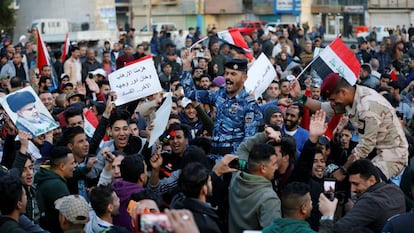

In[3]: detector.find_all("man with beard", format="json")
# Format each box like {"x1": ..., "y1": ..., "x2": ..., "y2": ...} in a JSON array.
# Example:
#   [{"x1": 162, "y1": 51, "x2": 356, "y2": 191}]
[
  {"x1": 172, "y1": 162, "x2": 222, "y2": 233},
  {"x1": 282, "y1": 104, "x2": 309, "y2": 156},
  {"x1": 279, "y1": 78, "x2": 291, "y2": 99},
  {"x1": 181, "y1": 55, "x2": 262, "y2": 156},
  {"x1": 87, "y1": 185, "x2": 126, "y2": 233},
  {"x1": 6, "y1": 90, "x2": 58, "y2": 137}
]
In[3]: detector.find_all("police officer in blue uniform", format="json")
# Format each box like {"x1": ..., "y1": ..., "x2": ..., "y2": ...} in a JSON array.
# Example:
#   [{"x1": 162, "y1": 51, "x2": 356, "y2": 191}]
[{"x1": 181, "y1": 51, "x2": 262, "y2": 156}]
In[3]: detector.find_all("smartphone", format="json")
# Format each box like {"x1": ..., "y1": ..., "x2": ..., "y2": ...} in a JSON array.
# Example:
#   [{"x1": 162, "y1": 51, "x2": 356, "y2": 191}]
[
  {"x1": 34, "y1": 68, "x2": 39, "y2": 76},
  {"x1": 88, "y1": 73, "x2": 94, "y2": 79},
  {"x1": 196, "y1": 51, "x2": 205, "y2": 57},
  {"x1": 229, "y1": 158, "x2": 247, "y2": 170},
  {"x1": 323, "y1": 179, "x2": 336, "y2": 201},
  {"x1": 137, "y1": 213, "x2": 172, "y2": 233}
]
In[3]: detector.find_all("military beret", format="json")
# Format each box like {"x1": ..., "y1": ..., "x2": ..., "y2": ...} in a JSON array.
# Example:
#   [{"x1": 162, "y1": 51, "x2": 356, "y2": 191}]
[
  {"x1": 7, "y1": 91, "x2": 36, "y2": 112},
  {"x1": 320, "y1": 73, "x2": 341, "y2": 98},
  {"x1": 225, "y1": 59, "x2": 248, "y2": 72}
]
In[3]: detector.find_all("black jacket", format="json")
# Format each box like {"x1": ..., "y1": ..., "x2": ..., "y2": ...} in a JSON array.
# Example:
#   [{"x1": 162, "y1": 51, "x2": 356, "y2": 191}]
[{"x1": 171, "y1": 193, "x2": 222, "y2": 233}]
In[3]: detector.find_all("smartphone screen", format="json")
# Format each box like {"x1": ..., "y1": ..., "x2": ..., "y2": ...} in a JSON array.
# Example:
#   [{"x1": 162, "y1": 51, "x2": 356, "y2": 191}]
[
  {"x1": 138, "y1": 213, "x2": 172, "y2": 233},
  {"x1": 323, "y1": 179, "x2": 336, "y2": 201}
]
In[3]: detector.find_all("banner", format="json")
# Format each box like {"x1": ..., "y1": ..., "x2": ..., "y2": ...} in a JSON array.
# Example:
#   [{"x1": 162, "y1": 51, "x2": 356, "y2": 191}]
[
  {"x1": 108, "y1": 55, "x2": 163, "y2": 106},
  {"x1": 245, "y1": 53, "x2": 277, "y2": 100}
]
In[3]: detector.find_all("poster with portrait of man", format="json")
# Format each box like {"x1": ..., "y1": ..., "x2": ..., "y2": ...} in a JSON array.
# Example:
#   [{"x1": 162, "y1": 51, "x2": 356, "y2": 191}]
[{"x1": 1, "y1": 86, "x2": 58, "y2": 137}]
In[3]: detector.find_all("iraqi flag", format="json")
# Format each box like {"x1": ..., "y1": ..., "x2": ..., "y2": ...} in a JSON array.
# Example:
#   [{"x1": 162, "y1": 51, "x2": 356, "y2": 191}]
[
  {"x1": 35, "y1": 27, "x2": 59, "y2": 89},
  {"x1": 61, "y1": 32, "x2": 70, "y2": 61},
  {"x1": 217, "y1": 28, "x2": 253, "y2": 60},
  {"x1": 310, "y1": 37, "x2": 360, "y2": 85}
]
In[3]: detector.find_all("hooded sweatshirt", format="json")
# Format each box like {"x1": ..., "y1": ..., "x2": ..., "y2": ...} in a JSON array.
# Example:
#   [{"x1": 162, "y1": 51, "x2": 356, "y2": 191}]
[
  {"x1": 112, "y1": 179, "x2": 144, "y2": 232},
  {"x1": 228, "y1": 171, "x2": 281, "y2": 233},
  {"x1": 263, "y1": 218, "x2": 316, "y2": 233},
  {"x1": 34, "y1": 168, "x2": 70, "y2": 233}
]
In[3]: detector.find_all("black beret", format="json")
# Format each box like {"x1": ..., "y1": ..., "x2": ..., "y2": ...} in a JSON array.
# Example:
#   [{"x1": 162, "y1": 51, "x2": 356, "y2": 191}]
[
  {"x1": 225, "y1": 59, "x2": 248, "y2": 72},
  {"x1": 7, "y1": 91, "x2": 36, "y2": 112}
]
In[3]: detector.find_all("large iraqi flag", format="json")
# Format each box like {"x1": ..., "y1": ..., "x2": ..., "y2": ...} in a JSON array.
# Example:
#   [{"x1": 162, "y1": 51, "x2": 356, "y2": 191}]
[
  {"x1": 311, "y1": 37, "x2": 360, "y2": 85},
  {"x1": 217, "y1": 28, "x2": 253, "y2": 60}
]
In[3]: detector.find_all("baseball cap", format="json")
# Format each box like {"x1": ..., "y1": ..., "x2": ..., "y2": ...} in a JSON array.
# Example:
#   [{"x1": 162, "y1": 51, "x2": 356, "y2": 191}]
[
  {"x1": 93, "y1": 68, "x2": 107, "y2": 77},
  {"x1": 55, "y1": 195, "x2": 89, "y2": 224},
  {"x1": 66, "y1": 91, "x2": 85, "y2": 101},
  {"x1": 60, "y1": 73, "x2": 69, "y2": 80},
  {"x1": 181, "y1": 97, "x2": 193, "y2": 108}
]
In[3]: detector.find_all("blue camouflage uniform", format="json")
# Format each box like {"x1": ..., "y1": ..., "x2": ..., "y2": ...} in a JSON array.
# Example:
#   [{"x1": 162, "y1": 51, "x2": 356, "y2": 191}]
[{"x1": 181, "y1": 71, "x2": 262, "y2": 155}]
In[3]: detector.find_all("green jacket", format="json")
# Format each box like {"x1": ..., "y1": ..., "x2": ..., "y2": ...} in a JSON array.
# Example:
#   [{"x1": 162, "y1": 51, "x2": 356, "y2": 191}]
[
  {"x1": 34, "y1": 168, "x2": 70, "y2": 233},
  {"x1": 228, "y1": 171, "x2": 281, "y2": 233},
  {"x1": 263, "y1": 218, "x2": 316, "y2": 233}
]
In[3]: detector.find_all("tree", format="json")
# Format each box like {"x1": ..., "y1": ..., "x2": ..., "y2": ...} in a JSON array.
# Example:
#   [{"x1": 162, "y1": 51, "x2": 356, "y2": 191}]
[{"x1": 0, "y1": 0, "x2": 15, "y2": 38}]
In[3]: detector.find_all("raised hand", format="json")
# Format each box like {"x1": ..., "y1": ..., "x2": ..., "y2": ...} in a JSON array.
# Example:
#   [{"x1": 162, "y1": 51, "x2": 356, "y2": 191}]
[{"x1": 309, "y1": 110, "x2": 328, "y2": 143}]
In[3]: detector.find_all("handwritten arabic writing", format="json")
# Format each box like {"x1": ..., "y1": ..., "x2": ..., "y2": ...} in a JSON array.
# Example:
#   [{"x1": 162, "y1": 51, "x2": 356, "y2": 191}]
[
  {"x1": 114, "y1": 66, "x2": 146, "y2": 80},
  {"x1": 121, "y1": 83, "x2": 151, "y2": 97}
]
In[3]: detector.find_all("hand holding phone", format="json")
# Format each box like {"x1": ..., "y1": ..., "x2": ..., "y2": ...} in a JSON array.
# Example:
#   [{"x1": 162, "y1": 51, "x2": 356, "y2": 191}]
[{"x1": 137, "y1": 213, "x2": 172, "y2": 233}]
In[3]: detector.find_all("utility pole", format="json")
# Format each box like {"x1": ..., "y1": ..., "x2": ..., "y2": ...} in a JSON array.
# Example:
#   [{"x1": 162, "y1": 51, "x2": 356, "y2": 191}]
[{"x1": 146, "y1": 0, "x2": 152, "y2": 32}]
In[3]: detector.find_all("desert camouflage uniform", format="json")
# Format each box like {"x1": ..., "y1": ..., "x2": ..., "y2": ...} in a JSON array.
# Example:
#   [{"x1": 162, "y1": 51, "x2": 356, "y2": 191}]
[{"x1": 344, "y1": 85, "x2": 408, "y2": 179}]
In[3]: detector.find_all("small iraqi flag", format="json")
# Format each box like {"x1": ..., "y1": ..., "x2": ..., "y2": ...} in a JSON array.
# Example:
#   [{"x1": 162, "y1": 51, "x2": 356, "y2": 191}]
[
  {"x1": 311, "y1": 37, "x2": 360, "y2": 85},
  {"x1": 217, "y1": 28, "x2": 253, "y2": 61},
  {"x1": 61, "y1": 32, "x2": 70, "y2": 61}
]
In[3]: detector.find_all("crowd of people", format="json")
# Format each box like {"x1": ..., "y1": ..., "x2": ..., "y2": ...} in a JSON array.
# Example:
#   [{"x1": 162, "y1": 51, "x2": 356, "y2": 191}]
[{"x1": 1, "y1": 22, "x2": 414, "y2": 233}]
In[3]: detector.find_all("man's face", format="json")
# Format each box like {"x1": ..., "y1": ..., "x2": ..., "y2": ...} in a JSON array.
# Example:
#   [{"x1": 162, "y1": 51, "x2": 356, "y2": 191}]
[
  {"x1": 21, "y1": 158, "x2": 34, "y2": 186},
  {"x1": 312, "y1": 153, "x2": 326, "y2": 179},
  {"x1": 63, "y1": 153, "x2": 76, "y2": 179},
  {"x1": 163, "y1": 64, "x2": 172, "y2": 75},
  {"x1": 103, "y1": 53, "x2": 110, "y2": 62},
  {"x1": 380, "y1": 77, "x2": 390, "y2": 87},
  {"x1": 280, "y1": 81, "x2": 290, "y2": 96},
  {"x1": 171, "y1": 102, "x2": 179, "y2": 115},
  {"x1": 183, "y1": 104, "x2": 197, "y2": 121},
  {"x1": 349, "y1": 174, "x2": 375, "y2": 197},
  {"x1": 340, "y1": 129, "x2": 352, "y2": 149},
  {"x1": 19, "y1": 187, "x2": 28, "y2": 214},
  {"x1": 200, "y1": 77, "x2": 211, "y2": 90},
  {"x1": 198, "y1": 59, "x2": 208, "y2": 69},
  {"x1": 137, "y1": 46, "x2": 145, "y2": 54},
  {"x1": 42, "y1": 66, "x2": 52, "y2": 77},
  {"x1": 13, "y1": 53, "x2": 22, "y2": 65},
  {"x1": 87, "y1": 50, "x2": 95, "y2": 61},
  {"x1": 263, "y1": 154, "x2": 278, "y2": 180},
  {"x1": 69, "y1": 133, "x2": 90, "y2": 158},
  {"x1": 273, "y1": 145, "x2": 284, "y2": 173},
  {"x1": 284, "y1": 106, "x2": 300, "y2": 131},
  {"x1": 100, "y1": 84, "x2": 111, "y2": 95},
  {"x1": 40, "y1": 93, "x2": 54, "y2": 111},
  {"x1": 111, "y1": 155, "x2": 124, "y2": 179},
  {"x1": 113, "y1": 43, "x2": 120, "y2": 51},
  {"x1": 224, "y1": 68, "x2": 247, "y2": 97},
  {"x1": 267, "y1": 82, "x2": 280, "y2": 98},
  {"x1": 303, "y1": 193, "x2": 313, "y2": 219},
  {"x1": 111, "y1": 120, "x2": 130, "y2": 150},
  {"x1": 111, "y1": 191, "x2": 121, "y2": 216},
  {"x1": 269, "y1": 112, "x2": 284, "y2": 126},
  {"x1": 124, "y1": 47, "x2": 133, "y2": 56},
  {"x1": 193, "y1": 68, "x2": 203, "y2": 78},
  {"x1": 18, "y1": 103, "x2": 39, "y2": 122},
  {"x1": 311, "y1": 87, "x2": 321, "y2": 100},
  {"x1": 168, "y1": 129, "x2": 187, "y2": 155},
  {"x1": 80, "y1": 47, "x2": 87, "y2": 56},
  {"x1": 129, "y1": 123, "x2": 139, "y2": 137},
  {"x1": 67, "y1": 115, "x2": 84, "y2": 128},
  {"x1": 211, "y1": 43, "x2": 219, "y2": 54},
  {"x1": 68, "y1": 96, "x2": 82, "y2": 105},
  {"x1": 327, "y1": 89, "x2": 348, "y2": 107},
  {"x1": 72, "y1": 49, "x2": 80, "y2": 59}
]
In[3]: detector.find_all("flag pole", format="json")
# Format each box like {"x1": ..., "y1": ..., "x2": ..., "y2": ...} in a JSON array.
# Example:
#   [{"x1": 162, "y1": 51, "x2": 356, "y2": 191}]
[{"x1": 294, "y1": 34, "x2": 343, "y2": 81}]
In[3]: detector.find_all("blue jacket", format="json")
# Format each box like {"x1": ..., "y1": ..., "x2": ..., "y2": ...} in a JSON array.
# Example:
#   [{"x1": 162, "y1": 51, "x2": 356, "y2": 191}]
[{"x1": 181, "y1": 71, "x2": 262, "y2": 152}]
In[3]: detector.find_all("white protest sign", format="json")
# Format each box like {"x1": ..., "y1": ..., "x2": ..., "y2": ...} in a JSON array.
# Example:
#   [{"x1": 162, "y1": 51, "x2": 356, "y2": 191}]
[
  {"x1": 245, "y1": 53, "x2": 277, "y2": 100},
  {"x1": 109, "y1": 55, "x2": 163, "y2": 106},
  {"x1": 148, "y1": 93, "x2": 172, "y2": 147}
]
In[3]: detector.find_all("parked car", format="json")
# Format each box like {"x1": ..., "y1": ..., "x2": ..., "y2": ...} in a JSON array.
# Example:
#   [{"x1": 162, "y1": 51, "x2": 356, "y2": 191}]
[{"x1": 233, "y1": 20, "x2": 264, "y2": 35}]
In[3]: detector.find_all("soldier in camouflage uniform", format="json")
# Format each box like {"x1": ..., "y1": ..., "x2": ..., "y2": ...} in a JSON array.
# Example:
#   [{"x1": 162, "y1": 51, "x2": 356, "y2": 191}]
[
  {"x1": 181, "y1": 56, "x2": 262, "y2": 156},
  {"x1": 291, "y1": 72, "x2": 408, "y2": 179}
]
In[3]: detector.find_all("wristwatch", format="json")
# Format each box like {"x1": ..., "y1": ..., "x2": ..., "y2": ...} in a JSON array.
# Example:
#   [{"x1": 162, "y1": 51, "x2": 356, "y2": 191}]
[{"x1": 320, "y1": 215, "x2": 334, "y2": 221}]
